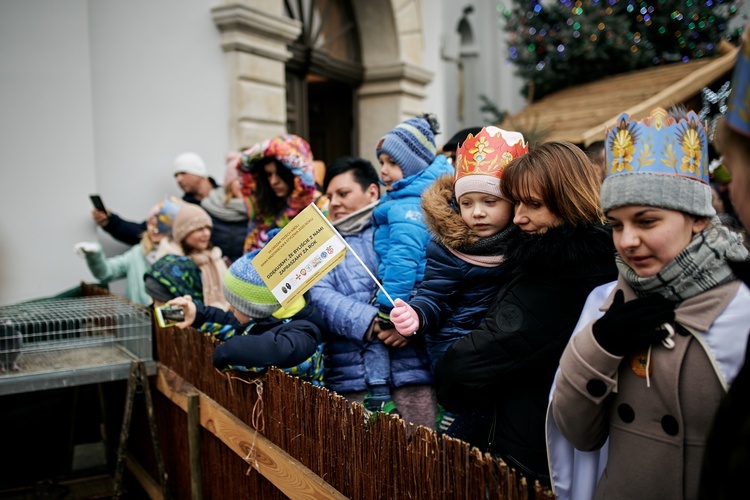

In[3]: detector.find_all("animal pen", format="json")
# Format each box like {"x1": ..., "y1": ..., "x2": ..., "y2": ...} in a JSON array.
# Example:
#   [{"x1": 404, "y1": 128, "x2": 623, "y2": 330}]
[
  {"x1": 1, "y1": 285, "x2": 555, "y2": 499},
  {"x1": 0, "y1": 291, "x2": 153, "y2": 395}
]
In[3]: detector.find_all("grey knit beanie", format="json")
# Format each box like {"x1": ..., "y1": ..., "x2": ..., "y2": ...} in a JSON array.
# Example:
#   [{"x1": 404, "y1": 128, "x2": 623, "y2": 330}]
[{"x1": 601, "y1": 108, "x2": 715, "y2": 217}]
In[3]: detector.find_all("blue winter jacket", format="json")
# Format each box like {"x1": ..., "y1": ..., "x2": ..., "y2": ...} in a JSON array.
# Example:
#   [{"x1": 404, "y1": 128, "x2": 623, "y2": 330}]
[
  {"x1": 308, "y1": 206, "x2": 432, "y2": 393},
  {"x1": 373, "y1": 154, "x2": 453, "y2": 311}
]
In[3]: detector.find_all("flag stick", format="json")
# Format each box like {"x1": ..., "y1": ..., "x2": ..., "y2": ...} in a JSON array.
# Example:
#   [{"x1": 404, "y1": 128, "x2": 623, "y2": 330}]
[{"x1": 312, "y1": 203, "x2": 395, "y2": 307}]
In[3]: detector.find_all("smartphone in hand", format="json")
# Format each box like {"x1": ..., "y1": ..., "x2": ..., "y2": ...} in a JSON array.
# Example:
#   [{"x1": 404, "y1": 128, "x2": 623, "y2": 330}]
[
  {"x1": 155, "y1": 305, "x2": 186, "y2": 328},
  {"x1": 90, "y1": 194, "x2": 107, "y2": 213}
]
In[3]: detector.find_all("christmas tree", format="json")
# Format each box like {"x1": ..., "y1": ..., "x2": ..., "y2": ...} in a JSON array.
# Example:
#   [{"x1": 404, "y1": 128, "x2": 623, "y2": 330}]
[{"x1": 502, "y1": 0, "x2": 744, "y2": 101}]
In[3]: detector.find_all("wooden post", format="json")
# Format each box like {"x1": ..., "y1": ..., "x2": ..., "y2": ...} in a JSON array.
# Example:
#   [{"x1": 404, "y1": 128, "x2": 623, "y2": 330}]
[
  {"x1": 113, "y1": 361, "x2": 171, "y2": 499},
  {"x1": 187, "y1": 394, "x2": 203, "y2": 500}
]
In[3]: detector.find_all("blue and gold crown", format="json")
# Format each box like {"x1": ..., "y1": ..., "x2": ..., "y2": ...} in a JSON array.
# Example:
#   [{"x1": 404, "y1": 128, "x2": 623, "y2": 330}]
[
  {"x1": 605, "y1": 108, "x2": 708, "y2": 182},
  {"x1": 726, "y1": 31, "x2": 750, "y2": 138},
  {"x1": 602, "y1": 108, "x2": 714, "y2": 217}
]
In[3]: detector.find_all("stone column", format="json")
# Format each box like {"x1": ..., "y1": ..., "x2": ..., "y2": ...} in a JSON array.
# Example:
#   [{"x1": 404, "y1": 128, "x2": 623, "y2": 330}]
[
  {"x1": 353, "y1": 0, "x2": 434, "y2": 162},
  {"x1": 212, "y1": 1, "x2": 300, "y2": 149}
]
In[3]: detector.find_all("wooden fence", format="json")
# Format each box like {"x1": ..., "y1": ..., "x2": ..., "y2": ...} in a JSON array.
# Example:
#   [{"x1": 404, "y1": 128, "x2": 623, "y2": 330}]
[{"x1": 123, "y1": 318, "x2": 555, "y2": 499}]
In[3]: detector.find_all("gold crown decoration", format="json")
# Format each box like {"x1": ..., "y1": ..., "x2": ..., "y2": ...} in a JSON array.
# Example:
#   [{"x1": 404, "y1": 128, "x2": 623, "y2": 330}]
[
  {"x1": 601, "y1": 108, "x2": 714, "y2": 217},
  {"x1": 454, "y1": 126, "x2": 528, "y2": 183},
  {"x1": 605, "y1": 108, "x2": 709, "y2": 182}
]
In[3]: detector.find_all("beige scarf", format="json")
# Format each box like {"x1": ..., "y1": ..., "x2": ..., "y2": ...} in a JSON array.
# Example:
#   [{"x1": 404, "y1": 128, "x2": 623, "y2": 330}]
[{"x1": 190, "y1": 247, "x2": 230, "y2": 310}]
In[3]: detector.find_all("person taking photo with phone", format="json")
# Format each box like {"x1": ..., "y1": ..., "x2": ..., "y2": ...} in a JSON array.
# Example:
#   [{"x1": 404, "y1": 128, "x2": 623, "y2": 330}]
[
  {"x1": 165, "y1": 231, "x2": 326, "y2": 385},
  {"x1": 74, "y1": 196, "x2": 182, "y2": 305},
  {"x1": 91, "y1": 151, "x2": 218, "y2": 245}
]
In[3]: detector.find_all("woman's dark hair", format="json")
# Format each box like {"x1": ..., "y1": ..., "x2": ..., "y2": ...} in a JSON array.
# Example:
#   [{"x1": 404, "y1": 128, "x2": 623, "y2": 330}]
[{"x1": 253, "y1": 158, "x2": 295, "y2": 216}]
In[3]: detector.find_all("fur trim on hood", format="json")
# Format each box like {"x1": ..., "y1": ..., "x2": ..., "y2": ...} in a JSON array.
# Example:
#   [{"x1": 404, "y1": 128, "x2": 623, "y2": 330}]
[{"x1": 421, "y1": 174, "x2": 481, "y2": 250}]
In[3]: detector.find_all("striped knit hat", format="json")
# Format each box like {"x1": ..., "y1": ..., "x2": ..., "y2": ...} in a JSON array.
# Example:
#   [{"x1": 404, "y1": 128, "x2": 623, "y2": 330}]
[
  {"x1": 375, "y1": 114, "x2": 439, "y2": 178},
  {"x1": 222, "y1": 249, "x2": 280, "y2": 319}
]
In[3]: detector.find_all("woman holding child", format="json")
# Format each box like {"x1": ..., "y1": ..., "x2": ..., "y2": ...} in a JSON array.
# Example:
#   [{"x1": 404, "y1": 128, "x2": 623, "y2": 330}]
[{"x1": 435, "y1": 141, "x2": 618, "y2": 484}]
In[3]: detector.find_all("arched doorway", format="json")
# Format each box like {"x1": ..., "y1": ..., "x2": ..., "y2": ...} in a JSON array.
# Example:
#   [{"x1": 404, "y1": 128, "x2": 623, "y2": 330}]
[
  {"x1": 284, "y1": 0, "x2": 363, "y2": 165},
  {"x1": 212, "y1": 0, "x2": 432, "y2": 164}
]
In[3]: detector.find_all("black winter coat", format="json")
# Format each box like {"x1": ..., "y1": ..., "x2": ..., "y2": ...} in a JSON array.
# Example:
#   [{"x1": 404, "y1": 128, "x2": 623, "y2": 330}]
[
  {"x1": 207, "y1": 217, "x2": 247, "y2": 264},
  {"x1": 699, "y1": 259, "x2": 750, "y2": 500},
  {"x1": 196, "y1": 296, "x2": 325, "y2": 372},
  {"x1": 434, "y1": 223, "x2": 617, "y2": 478}
]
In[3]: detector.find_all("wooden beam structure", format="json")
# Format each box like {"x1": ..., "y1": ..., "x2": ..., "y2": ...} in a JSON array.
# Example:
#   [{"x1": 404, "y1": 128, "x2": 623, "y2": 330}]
[{"x1": 501, "y1": 43, "x2": 740, "y2": 147}]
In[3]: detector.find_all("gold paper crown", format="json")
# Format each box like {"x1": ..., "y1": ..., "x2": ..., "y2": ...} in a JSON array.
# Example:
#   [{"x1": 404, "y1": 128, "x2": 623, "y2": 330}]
[{"x1": 454, "y1": 126, "x2": 528, "y2": 183}]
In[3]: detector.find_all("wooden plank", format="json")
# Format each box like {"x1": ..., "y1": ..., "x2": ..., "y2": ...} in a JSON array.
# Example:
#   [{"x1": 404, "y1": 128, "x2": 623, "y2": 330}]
[
  {"x1": 155, "y1": 364, "x2": 347, "y2": 500},
  {"x1": 125, "y1": 452, "x2": 164, "y2": 500}
]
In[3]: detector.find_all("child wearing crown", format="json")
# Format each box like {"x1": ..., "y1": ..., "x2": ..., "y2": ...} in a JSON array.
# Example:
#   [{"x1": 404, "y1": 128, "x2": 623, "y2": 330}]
[
  {"x1": 389, "y1": 126, "x2": 525, "y2": 432},
  {"x1": 550, "y1": 107, "x2": 750, "y2": 500}
]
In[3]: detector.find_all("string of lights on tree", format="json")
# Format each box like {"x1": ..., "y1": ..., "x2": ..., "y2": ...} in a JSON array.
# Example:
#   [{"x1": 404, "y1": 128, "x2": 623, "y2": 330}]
[{"x1": 500, "y1": 0, "x2": 745, "y2": 100}]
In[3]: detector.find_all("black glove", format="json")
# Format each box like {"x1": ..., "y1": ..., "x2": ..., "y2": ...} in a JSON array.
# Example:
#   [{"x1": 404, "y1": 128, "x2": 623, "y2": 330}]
[{"x1": 592, "y1": 289, "x2": 675, "y2": 356}]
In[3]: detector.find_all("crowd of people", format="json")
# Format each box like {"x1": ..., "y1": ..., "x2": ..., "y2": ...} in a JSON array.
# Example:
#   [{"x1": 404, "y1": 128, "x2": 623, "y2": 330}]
[{"x1": 74, "y1": 30, "x2": 750, "y2": 498}]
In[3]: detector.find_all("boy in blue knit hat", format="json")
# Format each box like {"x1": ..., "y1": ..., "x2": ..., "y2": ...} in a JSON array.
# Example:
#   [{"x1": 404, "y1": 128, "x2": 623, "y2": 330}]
[
  {"x1": 166, "y1": 237, "x2": 326, "y2": 384},
  {"x1": 362, "y1": 113, "x2": 453, "y2": 414}
]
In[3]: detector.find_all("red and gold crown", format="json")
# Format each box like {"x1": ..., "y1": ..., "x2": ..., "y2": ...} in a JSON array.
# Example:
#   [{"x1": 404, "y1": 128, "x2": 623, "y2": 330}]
[{"x1": 454, "y1": 126, "x2": 527, "y2": 198}]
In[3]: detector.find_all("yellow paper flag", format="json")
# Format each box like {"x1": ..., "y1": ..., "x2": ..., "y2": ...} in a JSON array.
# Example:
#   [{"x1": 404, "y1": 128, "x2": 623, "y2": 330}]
[{"x1": 251, "y1": 204, "x2": 347, "y2": 308}]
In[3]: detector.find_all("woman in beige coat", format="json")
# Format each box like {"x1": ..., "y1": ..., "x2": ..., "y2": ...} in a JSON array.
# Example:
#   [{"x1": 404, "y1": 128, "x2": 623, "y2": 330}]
[{"x1": 550, "y1": 108, "x2": 750, "y2": 499}]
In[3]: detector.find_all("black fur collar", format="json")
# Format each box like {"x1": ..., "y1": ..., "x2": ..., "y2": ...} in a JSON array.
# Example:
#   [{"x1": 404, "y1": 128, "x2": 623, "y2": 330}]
[{"x1": 503, "y1": 223, "x2": 616, "y2": 275}]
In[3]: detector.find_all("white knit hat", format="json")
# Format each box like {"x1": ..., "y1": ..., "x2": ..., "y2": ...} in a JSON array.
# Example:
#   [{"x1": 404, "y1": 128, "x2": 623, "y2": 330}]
[{"x1": 173, "y1": 152, "x2": 208, "y2": 178}]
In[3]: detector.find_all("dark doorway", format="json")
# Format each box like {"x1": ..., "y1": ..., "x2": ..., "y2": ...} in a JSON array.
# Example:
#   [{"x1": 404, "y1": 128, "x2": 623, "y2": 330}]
[
  {"x1": 284, "y1": 0, "x2": 362, "y2": 165},
  {"x1": 308, "y1": 78, "x2": 354, "y2": 165}
]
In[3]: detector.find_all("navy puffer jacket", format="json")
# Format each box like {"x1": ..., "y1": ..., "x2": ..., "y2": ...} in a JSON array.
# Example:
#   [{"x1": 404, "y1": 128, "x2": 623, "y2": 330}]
[{"x1": 409, "y1": 174, "x2": 510, "y2": 367}]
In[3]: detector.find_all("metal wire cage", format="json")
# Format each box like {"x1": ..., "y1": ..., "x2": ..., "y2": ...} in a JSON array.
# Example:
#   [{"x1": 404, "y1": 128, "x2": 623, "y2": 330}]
[{"x1": 0, "y1": 295, "x2": 153, "y2": 395}]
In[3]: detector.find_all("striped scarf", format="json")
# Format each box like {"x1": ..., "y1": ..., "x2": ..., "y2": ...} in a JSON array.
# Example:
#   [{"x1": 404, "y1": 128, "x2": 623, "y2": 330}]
[{"x1": 617, "y1": 217, "x2": 750, "y2": 302}]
